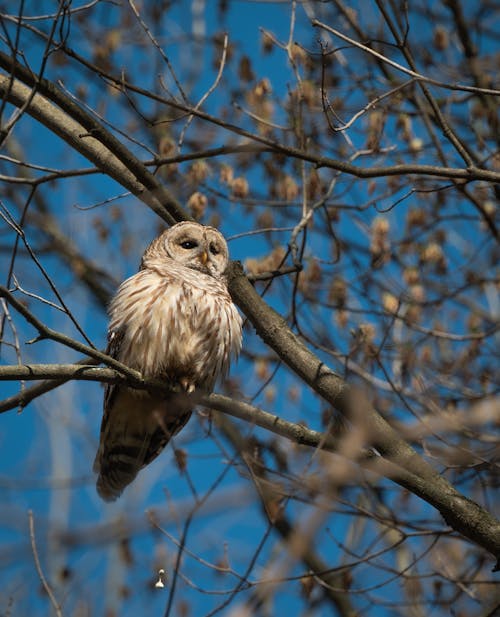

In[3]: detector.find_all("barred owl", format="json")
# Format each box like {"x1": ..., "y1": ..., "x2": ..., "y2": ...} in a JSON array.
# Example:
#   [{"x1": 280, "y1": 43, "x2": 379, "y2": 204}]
[{"x1": 93, "y1": 222, "x2": 242, "y2": 501}]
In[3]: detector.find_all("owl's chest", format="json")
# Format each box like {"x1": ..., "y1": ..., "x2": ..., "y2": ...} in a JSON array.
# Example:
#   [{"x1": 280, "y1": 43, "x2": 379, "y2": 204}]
[
  {"x1": 119, "y1": 280, "x2": 230, "y2": 379},
  {"x1": 150, "y1": 284, "x2": 219, "y2": 339}
]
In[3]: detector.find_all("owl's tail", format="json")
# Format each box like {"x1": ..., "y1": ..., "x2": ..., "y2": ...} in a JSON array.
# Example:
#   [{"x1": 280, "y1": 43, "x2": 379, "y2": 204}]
[{"x1": 94, "y1": 389, "x2": 192, "y2": 501}]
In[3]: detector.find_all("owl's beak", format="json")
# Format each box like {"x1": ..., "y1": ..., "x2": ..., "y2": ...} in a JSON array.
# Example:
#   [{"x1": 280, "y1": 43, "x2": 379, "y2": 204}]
[{"x1": 199, "y1": 251, "x2": 208, "y2": 265}]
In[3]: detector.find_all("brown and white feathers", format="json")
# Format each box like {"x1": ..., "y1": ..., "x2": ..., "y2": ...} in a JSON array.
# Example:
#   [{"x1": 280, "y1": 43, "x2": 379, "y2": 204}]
[{"x1": 94, "y1": 222, "x2": 242, "y2": 501}]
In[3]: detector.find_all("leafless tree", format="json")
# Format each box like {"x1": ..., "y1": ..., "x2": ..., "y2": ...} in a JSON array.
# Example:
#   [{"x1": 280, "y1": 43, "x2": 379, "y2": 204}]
[{"x1": 0, "y1": 2, "x2": 499, "y2": 616}]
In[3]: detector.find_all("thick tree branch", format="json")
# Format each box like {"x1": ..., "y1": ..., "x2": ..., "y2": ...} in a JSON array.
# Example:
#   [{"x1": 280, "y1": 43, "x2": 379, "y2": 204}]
[
  {"x1": 3, "y1": 52, "x2": 500, "y2": 185},
  {"x1": 0, "y1": 362, "x2": 473, "y2": 494},
  {"x1": 1, "y1": 357, "x2": 499, "y2": 569},
  {"x1": 227, "y1": 263, "x2": 500, "y2": 569},
  {"x1": 0, "y1": 63, "x2": 183, "y2": 226},
  {"x1": 0, "y1": 363, "x2": 119, "y2": 383},
  {"x1": 0, "y1": 357, "x2": 100, "y2": 413}
]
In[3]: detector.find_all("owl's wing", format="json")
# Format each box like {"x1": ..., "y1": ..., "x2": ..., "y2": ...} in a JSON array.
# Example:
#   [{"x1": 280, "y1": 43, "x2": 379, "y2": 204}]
[
  {"x1": 93, "y1": 328, "x2": 193, "y2": 502},
  {"x1": 102, "y1": 327, "x2": 124, "y2": 415}
]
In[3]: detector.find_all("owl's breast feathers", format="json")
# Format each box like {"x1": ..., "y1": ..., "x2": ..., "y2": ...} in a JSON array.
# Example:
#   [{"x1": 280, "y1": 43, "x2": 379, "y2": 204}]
[{"x1": 109, "y1": 263, "x2": 242, "y2": 388}]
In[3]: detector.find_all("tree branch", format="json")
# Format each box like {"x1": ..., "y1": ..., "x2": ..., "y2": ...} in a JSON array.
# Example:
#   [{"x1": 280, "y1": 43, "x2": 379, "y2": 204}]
[
  {"x1": 227, "y1": 262, "x2": 500, "y2": 569},
  {"x1": 0, "y1": 285, "x2": 144, "y2": 384},
  {"x1": 2, "y1": 358, "x2": 499, "y2": 571},
  {"x1": 3, "y1": 52, "x2": 500, "y2": 185}
]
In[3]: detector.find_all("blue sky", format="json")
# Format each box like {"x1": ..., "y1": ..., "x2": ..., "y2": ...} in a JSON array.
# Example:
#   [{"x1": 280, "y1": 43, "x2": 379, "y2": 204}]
[{"x1": 1, "y1": 1, "x2": 498, "y2": 616}]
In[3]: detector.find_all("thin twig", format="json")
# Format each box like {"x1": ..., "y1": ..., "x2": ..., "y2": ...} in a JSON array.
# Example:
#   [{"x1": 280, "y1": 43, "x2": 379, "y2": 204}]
[
  {"x1": 178, "y1": 32, "x2": 229, "y2": 150},
  {"x1": 28, "y1": 510, "x2": 63, "y2": 617},
  {"x1": 127, "y1": 0, "x2": 187, "y2": 103},
  {"x1": 0, "y1": 285, "x2": 144, "y2": 383},
  {"x1": 312, "y1": 19, "x2": 500, "y2": 97}
]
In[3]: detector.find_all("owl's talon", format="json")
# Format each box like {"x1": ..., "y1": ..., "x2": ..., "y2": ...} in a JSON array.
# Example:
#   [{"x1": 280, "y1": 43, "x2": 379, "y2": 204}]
[{"x1": 179, "y1": 377, "x2": 196, "y2": 393}]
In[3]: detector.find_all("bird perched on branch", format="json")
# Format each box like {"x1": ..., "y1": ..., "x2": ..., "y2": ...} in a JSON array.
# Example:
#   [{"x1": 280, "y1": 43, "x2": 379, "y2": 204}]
[{"x1": 94, "y1": 222, "x2": 242, "y2": 501}]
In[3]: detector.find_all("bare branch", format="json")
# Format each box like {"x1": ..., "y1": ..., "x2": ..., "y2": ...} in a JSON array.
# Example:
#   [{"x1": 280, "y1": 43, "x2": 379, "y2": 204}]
[{"x1": 28, "y1": 510, "x2": 63, "y2": 617}]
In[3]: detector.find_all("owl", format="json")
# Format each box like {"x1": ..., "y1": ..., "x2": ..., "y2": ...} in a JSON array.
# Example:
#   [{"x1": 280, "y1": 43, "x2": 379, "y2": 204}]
[{"x1": 93, "y1": 222, "x2": 242, "y2": 501}]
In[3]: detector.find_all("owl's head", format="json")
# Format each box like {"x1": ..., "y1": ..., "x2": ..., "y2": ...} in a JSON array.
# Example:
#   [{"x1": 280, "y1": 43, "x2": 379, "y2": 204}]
[{"x1": 142, "y1": 222, "x2": 230, "y2": 279}]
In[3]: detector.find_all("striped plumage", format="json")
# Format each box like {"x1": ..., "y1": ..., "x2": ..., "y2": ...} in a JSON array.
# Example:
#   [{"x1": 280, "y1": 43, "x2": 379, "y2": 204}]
[{"x1": 94, "y1": 222, "x2": 242, "y2": 501}]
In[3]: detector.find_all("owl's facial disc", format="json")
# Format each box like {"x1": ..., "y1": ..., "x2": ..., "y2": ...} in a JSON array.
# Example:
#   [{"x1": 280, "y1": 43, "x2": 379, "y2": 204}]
[
  {"x1": 173, "y1": 235, "x2": 219, "y2": 276},
  {"x1": 153, "y1": 223, "x2": 228, "y2": 279}
]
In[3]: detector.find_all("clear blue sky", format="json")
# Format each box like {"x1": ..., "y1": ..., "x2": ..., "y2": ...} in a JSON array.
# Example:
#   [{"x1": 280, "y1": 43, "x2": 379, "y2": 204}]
[{"x1": 1, "y1": 2, "x2": 497, "y2": 616}]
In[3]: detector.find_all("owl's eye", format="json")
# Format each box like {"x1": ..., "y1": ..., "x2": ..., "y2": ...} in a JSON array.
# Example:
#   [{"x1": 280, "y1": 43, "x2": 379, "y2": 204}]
[
  {"x1": 180, "y1": 240, "x2": 198, "y2": 249},
  {"x1": 209, "y1": 243, "x2": 220, "y2": 256}
]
